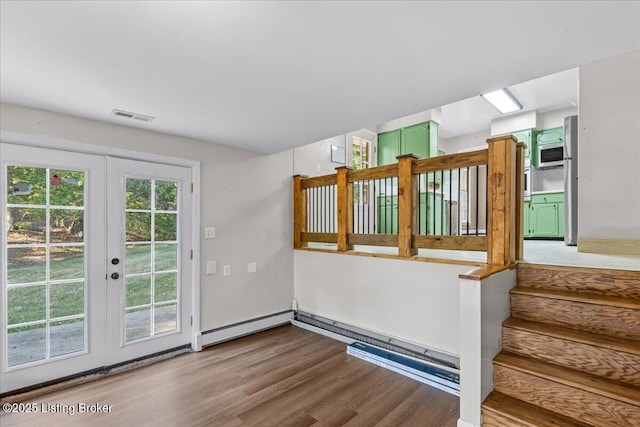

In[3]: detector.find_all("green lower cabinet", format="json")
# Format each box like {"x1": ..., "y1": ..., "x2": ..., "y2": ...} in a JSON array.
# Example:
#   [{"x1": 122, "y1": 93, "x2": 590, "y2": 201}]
[
  {"x1": 376, "y1": 196, "x2": 397, "y2": 234},
  {"x1": 528, "y1": 192, "x2": 564, "y2": 238},
  {"x1": 419, "y1": 193, "x2": 444, "y2": 235},
  {"x1": 377, "y1": 193, "x2": 444, "y2": 235},
  {"x1": 530, "y1": 203, "x2": 560, "y2": 237},
  {"x1": 524, "y1": 201, "x2": 531, "y2": 237}
]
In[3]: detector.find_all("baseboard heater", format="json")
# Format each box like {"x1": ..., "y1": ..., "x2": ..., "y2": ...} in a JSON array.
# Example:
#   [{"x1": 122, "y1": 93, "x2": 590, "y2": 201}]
[
  {"x1": 295, "y1": 311, "x2": 459, "y2": 370},
  {"x1": 347, "y1": 342, "x2": 459, "y2": 396}
]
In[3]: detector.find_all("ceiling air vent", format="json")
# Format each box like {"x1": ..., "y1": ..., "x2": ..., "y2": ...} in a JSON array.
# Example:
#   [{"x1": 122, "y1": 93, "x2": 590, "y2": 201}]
[{"x1": 112, "y1": 109, "x2": 155, "y2": 122}]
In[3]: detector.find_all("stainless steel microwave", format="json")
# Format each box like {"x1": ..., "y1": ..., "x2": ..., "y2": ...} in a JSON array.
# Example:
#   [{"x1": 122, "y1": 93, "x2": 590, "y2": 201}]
[{"x1": 537, "y1": 142, "x2": 564, "y2": 168}]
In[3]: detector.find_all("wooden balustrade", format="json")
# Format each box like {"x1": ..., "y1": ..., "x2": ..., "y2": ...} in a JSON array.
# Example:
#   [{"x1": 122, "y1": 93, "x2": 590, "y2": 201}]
[{"x1": 293, "y1": 135, "x2": 523, "y2": 266}]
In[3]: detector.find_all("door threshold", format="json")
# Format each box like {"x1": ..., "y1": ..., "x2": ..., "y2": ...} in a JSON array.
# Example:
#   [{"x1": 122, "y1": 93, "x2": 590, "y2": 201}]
[{"x1": 0, "y1": 344, "x2": 191, "y2": 403}]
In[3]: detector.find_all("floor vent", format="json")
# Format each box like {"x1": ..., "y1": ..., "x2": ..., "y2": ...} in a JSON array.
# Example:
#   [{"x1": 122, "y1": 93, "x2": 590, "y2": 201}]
[
  {"x1": 112, "y1": 109, "x2": 155, "y2": 122},
  {"x1": 347, "y1": 342, "x2": 460, "y2": 396},
  {"x1": 295, "y1": 311, "x2": 458, "y2": 370}
]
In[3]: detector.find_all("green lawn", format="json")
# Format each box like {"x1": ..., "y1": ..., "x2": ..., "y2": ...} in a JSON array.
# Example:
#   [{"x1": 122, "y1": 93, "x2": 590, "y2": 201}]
[{"x1": 7, "y1": 244, "x2": 178, "y2": 327}]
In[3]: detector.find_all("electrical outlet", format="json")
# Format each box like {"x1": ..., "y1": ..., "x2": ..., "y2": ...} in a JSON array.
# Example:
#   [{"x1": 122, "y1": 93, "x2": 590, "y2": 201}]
[
  {"x1": 204, "y1": 227, "x2": 216, "y2": 239},
  {"x1": 223, "y1": 265, "x2": 231, "y2": 277},
  {"x1": 315, "y1": 163, "x2": 321, "y2": 172}
]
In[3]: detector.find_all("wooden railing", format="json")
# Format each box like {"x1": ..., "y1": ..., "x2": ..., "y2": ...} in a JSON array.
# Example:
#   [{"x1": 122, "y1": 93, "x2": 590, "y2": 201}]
[{"x1": 293, "y1": 135, "x2": 525, "y2": 266}]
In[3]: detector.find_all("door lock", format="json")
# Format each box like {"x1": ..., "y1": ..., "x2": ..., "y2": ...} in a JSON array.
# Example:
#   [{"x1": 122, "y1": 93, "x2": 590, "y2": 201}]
[
  {"x1": 111, "y1": 258, "x2": 120, "y2": 265},
  {"x1": 111, "y1": 272, "x2": 120, "y2": 280}
]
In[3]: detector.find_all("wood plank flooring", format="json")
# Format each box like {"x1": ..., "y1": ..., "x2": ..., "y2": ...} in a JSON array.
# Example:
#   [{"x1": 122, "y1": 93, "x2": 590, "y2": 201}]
[{"x1": 0, "y1": 325, "x2": 459, "y2": 426}]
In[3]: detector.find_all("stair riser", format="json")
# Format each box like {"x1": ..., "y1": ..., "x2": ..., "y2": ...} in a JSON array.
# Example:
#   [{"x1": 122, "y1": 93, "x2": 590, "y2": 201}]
[
  {"x1": 502, "y1": 327, "x2": 640, "y2": 386},
  {"x1": 510, "y1": 294, "x2": 640, "y2": 340},
  {"x1": 493, "y1": 365, "x2": 640, "y2": 427},
  {"x1": 481, "y1": 410, "x2": 531, "y2": 427},
  {"x1": 517, "y1": 266, "x2": 640, "y2": 299}
]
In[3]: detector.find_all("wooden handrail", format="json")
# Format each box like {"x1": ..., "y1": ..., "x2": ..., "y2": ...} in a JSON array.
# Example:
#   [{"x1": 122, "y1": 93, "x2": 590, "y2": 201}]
[
  {"x1": 348, "y1": 164, "x2": 399, "y2": 183},
  {"x1": 413, "y1": 150, "x2": 488, "y2": 174},
  {"x1": 293, "y1": 134, "x2": 522, "y2": 266},
  {"x1": 300, "y1": 174, "x2": 337, "y2": 189}
]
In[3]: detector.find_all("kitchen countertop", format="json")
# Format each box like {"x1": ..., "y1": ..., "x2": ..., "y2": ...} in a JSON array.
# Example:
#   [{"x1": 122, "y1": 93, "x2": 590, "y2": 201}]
[{"x1": 531, "y1": 190, "x2": 564, "y2": 195}]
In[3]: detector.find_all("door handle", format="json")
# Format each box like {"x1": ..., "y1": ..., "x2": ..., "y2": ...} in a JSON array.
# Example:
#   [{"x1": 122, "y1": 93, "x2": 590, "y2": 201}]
[{"x1": 111, "y1": 272, "x2": 120, "y2": 280}]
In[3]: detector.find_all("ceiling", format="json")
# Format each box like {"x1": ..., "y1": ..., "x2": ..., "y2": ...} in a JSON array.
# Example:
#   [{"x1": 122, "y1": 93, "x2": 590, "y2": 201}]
[
  {"x1": 439, "y1": 67, "x2": 579, "y2": 139},
  {"x1": 1, "y1": 1, "x2": 638, "y2": 154}
]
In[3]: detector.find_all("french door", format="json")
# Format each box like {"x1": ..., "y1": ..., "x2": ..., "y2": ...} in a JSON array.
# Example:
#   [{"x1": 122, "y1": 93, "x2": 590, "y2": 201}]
[
  {"x1": 1, "y1": 144, "x2": 193, "y2": 393},
  {"x1": 105, "y1": 157, "x2": 192, "y2": 365}
]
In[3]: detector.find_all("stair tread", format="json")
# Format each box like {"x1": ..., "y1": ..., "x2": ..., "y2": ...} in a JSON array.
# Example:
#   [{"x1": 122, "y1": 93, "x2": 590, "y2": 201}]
[
  {"x1": 482, "y1": 391, "x2": 593, "y2": 427},
  {"x1": 511, "y1": 286, "x2": 640, "y2": 309},
  {"x1": 494, "y1": 351, "x2": 640, "y2": 406},
  {"x1": 518, "y1": 262, "x2": 640, "y2": 278},
  {"x1": 503, "y1": 317, "x2": 640, "y2": 355}
]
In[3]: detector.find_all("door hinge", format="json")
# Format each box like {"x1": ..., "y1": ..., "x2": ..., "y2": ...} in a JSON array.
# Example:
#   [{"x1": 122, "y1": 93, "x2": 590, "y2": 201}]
[
  {"x1": 190, "y1": 249, "x2": 193, "y2": 260},
  {"x1": 190, "y1": 316, "x2": 193, "y2": 326},
  {"x1": 190, "y1": 182, "x2": 194, "y2": 193}
]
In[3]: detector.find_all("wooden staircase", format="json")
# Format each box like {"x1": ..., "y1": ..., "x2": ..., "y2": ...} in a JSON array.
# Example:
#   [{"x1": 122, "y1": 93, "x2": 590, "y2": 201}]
[{"x1": 481, "y1": 263, "x2": 640, "y2": 427}]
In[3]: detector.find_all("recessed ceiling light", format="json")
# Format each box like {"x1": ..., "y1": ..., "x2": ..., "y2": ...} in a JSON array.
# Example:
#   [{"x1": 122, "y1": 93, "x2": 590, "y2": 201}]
[
  {"x1": 112, "y1": 109, "x2": 155, "y2": 122},
  {"x1": 481, "y1": 89, "x2": 522, "y2": 114}
]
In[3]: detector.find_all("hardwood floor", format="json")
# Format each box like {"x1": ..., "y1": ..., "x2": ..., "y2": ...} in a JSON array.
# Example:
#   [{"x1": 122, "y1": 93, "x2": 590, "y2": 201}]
[{"x1": 0, "y1": 325, "x2": 459, "y2": 426}]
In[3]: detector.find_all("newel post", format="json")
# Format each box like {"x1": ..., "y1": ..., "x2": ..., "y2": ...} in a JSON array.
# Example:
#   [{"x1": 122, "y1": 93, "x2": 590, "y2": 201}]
[
  {"x1": 293, "y1": 175, "x2": 309, "y2": 249},
  {"x1": 397, "y1": 154, "x2": 418, "y2": 258},
  {"x1": 486, "y1": 136, "x2": 517, "y2": 265},
  {"x1": 515, "y1": 142, "x2": 526, "y2": 260},
  {"x1": 336, "y1": 166, "x2": 353, "y2": 252}
]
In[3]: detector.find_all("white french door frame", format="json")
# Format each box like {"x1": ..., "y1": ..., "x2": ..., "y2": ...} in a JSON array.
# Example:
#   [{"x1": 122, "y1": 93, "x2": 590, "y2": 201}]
[
  {"x1": 0, "y1": 131, "x2": 202, "y2": 354},
  {"x1": 1, "y1": 143, "x2": 107, "y2": 392}
]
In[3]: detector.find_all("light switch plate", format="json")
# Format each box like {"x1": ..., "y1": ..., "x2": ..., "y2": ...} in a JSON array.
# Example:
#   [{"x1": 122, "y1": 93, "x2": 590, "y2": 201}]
[
  {"x1": 206, "y1": 261, "x2": 217, "y2": 275},
  {"x1": 223, "y1": 265, "x2": 231, "y2": 277},
  {"x1": 204, "y1": 227, "x2": 216, "y2": 239},
  {"x1": 247, "y1": 262, "x2": 257, "y2": 274}
]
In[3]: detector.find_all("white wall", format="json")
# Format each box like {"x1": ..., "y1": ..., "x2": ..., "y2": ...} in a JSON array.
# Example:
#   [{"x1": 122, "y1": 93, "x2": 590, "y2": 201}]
[
  {"x1": 578, "y1": 49, "x2": 640, "y2": 241},
  {"x1": 458, "y1": 268, "x2": 515, "y2": 427},
  {"x1": 0, "y1": 103, "x2": 294, "y2": 331},
  {"x1": 537, "y1": 106, "x2": 577, "y2": 130},
  {"x1": 490, "y1": 110, "x2": 537, "y2": 136},
  {"x1": 294, "y1": 250, "x2": 471, "y2": 356},
  {"x1": 293, "y1": 134, "x2": 347, "y2": 177},
  {"x1": 377, "y1": 108, "x2": 441, "y2": 133},
  {"x1": 440, "y1": 129, "x2": 491, "y2": 155}
]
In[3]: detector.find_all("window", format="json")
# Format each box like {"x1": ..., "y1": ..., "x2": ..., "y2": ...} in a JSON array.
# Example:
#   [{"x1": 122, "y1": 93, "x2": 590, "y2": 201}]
[
  {"x1": 351, "y1": 135, "x2": 372, "y2": 205},
  {"x1": 351, "y1": 136, "x2": 371, "y2": 170}
]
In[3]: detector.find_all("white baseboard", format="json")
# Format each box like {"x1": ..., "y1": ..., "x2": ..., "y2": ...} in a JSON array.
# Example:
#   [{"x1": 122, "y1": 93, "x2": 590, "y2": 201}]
[
  {"x1": 457, "y1": 418, "x2": 479, "y2": 427},
  {"x1": 200, "y1": 311, "x2": 293, "y2": 348}
]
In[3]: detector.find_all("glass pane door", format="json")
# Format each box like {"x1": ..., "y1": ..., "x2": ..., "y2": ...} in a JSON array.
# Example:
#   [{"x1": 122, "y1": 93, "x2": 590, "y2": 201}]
[
  {"x1": 6, "y1": 166, "x2": 86, "y2": 366},
  {"x1": 1, "y1": 143, "x2": 106, "y2": 393},
  {"x1": 105, "y1": 157, "x2": 192, "y2": 366},
  {"x1": 124, "y1": 178, "x2": 179, "y2": 342}
]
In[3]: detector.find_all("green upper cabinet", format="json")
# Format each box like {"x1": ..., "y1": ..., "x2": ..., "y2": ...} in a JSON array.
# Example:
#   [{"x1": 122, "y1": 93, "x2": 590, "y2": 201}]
[
  {"x1": 378, "y1": 129, "x2": 401, "y2": 166},
  {"x1": 403, "y1": 123, "x2": 430, "y2": 160},
  {"x1": 511, "y1": 128, "x2": 536, "y2": 163},
  {"x1": 536, "y1": 127, "x2": 563, "y2": 146},
  {"x1": 377, "y1": 121, "x2": 438, "y2": 166}
]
